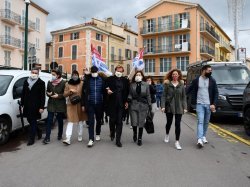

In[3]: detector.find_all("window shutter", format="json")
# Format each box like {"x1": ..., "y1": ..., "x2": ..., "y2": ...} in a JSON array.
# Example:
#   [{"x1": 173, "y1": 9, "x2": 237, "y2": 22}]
[
  {"x1": 174, "y1": 14, "x2": 179, "y2": 29},
  {"x1": 158, "y1": 17, "x2": 162, "y2": 32},
  {"x1": 143, "y1": 20, "x2": 146, "y2": 34},
  {"x1": 152, "y1": 18, "x2": 156, "y2": 32}
]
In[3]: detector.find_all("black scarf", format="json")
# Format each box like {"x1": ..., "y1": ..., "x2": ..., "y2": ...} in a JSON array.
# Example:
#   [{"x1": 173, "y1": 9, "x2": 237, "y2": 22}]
[
  {"x1": 136, "y1": 82, "x2": 141, "y2": 95},
  {"x1": 68, "y1": 78, "x2": 81, "y2": 85}
]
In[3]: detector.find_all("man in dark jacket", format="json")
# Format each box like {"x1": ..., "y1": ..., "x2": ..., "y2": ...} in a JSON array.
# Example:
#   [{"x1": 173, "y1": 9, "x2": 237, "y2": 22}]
[
  {"x1": 81, "y1": 66, "x2": 105, "y2": 147},
  {"x1": 21, "y1": 68, "x2": 45, "y2": 146},
  {"x1": 186, "y1": 65, "x2": 218, "y2": 148},
  {"x1": 106, "y1": 65, "x2": 129, "y2": 147}
]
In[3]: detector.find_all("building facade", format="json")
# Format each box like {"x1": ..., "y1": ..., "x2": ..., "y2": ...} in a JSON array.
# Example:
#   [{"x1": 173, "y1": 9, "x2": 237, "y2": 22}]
[
  {"x1": 51, "y1": 23, "x2": 109, "y2": 74},
  {"x1": 0, "y1": 0, "x2": 48, "y2": 69},
  {"x1": 136, "y1": 0, "x2": 232, "y2": 79},
  {"x1": 92, "y1": 18, "x2": 138, "y2": 75}
]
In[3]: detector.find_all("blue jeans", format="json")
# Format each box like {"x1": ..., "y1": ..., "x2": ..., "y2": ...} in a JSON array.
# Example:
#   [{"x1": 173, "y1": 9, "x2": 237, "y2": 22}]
[
  {"x1": 196, "y1": 104, "x2": 211, "y2": 140},
  {"x1": 87, "y1": 104, "x2": 103, "y2": 141},
  {"x1": 156, "y1": 96, "x2": 161, "y2": 108},
  {"x1": 45, "y1": 112, "x2": 64, "y2": 140}
]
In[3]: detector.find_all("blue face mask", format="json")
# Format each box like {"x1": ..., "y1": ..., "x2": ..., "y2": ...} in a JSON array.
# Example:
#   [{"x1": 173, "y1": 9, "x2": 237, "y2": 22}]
[
  {"x1": 72, "y1": 76, "x2": 79, "y2": 81},
  {"x1": 52, "y1": 75, "x2": 57, "y2": 81}
]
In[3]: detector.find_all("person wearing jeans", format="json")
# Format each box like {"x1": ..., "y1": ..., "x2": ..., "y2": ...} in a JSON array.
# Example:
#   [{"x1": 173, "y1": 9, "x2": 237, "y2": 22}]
[
  {"x1": 43, "y1": 69, "x2": 66, "y2": 144},
  {"x1": 161, "y1": 69, "x2": 187, "y2": 150},
  {"x1": 186, "y1": 65, "x2": 218, "y2": 148},
  {"x1": 81, "y1": 66, "x2": 105, "y2": 147}
]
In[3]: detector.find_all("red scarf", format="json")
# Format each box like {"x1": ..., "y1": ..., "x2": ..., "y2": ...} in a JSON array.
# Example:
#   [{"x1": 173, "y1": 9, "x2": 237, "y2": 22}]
[{"x1": 51, "y1": 78, "x2": 62, "y2": 86}]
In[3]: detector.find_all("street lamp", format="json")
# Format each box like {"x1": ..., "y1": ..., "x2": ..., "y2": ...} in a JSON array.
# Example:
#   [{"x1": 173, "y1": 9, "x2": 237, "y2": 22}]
[{"x1": 23, "y1": 0, "x2": 30, "y2": 70}]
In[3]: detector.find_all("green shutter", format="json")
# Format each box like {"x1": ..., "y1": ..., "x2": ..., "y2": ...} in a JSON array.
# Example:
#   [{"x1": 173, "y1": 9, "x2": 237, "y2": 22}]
[
  {"x1": 143, "y1": 20, "x2": 146, "y2": 34},
  {"x1": 153, "y1": 18, "x2": 156, "y2": 32},
  {"x1": 158, "y1": 17, "x2": 162, "y2": 32}
]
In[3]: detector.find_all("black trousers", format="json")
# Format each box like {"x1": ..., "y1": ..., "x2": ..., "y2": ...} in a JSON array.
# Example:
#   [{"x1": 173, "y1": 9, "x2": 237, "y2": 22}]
[
  {"x1": 27, "y1": 118, "x2": 41, "y2": 141},
  {"x1": 109, "y1": 106, "x2": 123, "y2": 143},
  {"x1": 165, "y1": 113, "x2": 182, "y2": 141}
]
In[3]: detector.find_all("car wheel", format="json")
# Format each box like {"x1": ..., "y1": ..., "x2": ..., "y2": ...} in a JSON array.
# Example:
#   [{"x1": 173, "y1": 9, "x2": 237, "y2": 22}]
[
  {"x1": 0, "y1": 118, "x2": 11, "y2": 145},
  {"x1": 244, "y1": 108, "x2": 250, "y2": 136}
]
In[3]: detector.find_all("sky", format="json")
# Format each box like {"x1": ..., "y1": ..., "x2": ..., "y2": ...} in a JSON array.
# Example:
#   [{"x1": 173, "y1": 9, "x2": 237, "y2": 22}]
[{"x1": 32, "y1": 0, "x2": 250, "y2": 57}]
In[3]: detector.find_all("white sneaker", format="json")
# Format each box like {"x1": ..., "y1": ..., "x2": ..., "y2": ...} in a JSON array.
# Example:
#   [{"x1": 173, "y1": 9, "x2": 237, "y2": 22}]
[
  {"x1": 78, "y1": 136, "x2": 83, "y2": 142},
  {"x1": 130, "y1": 126, "x2": 133, "y2": 129},
  {"x1": 202, "y1": 137, "x2": 208, "y2": 144},
  {"x1": 95, "y1": 135, "x2": 101, "y2": 141},
  {"x1": 87, "y1": 140, "x2": 94, "y2": 147},
  {"x1": 164, "y1": 135, "x2": 170, "y2": 143},
  {"x1": 63, "y1": 138, "x2": 70, "y2": 145},
  {"x1": 175, "y1": 141, "x2": 182, "y2": 150},
  {"x1": 197, "y1": 139, "x2": 204, "y2": 148}
]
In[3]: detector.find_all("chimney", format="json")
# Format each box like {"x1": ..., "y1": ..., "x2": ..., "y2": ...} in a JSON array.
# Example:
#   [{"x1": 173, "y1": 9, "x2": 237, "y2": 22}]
[{"x1": 107, "y1": 17, "x2": 113, "y2": 25}]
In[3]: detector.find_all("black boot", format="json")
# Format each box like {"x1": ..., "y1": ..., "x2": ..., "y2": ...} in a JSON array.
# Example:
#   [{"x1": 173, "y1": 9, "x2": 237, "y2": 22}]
[
  {"x1": 37, "y1": 128, "x2": 42, "y2": 140},
  {"x1": 27, "y1": 138, "x2": 35, "y2": 146},
  {"x1": 137, "y1": 127, "x2": 143, "y2": 146},
  {"x1": 133, "y1": 126, "x2": 137, "y2": 142}
]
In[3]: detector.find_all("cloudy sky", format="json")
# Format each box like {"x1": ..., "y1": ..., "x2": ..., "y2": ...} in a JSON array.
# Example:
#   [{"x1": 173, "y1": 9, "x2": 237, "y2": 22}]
[{"x1": 32, "y1": 0, "x2": 250, "y2": 56}]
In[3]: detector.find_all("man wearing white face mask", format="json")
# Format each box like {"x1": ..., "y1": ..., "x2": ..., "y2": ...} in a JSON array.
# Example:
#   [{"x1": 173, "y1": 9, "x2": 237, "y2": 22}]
[
  {"x1": 21, "y1": 68, "x2": 45, "y2": 146},
  {"x1": 106, "y1": 65, "x2": 129, "y2": 147},
  {"x1": 81, "y1": 66, "x2": 105, "y2": 147}
]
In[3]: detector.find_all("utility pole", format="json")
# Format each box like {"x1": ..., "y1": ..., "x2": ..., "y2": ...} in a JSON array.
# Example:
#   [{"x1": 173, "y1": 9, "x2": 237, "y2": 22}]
[{"x1": 24, "y1": 0, "x2": 30, "y2": 70}]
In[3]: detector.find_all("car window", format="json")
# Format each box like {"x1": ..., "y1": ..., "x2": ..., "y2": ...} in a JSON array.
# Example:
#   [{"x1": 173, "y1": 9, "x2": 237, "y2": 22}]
[
  {"x1": 0, "y1": 75, "x2": 13, "y2": 96},
  {"x1": 13, "y1": 77, "x2": 28, "y2": 99}
]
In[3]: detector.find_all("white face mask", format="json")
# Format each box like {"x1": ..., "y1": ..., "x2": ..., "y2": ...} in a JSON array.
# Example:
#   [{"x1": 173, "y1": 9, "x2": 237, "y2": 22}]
[
  {"x1": 92, "y1": 73, "x2": 98, "y2": 78},
  {"x1": 115, "y1": 71, "x2": 123, "y2": 78},
  {"x1": 30, "y1": 73, "x2": 38, "y2": 80},
  {"x1": 52, "y1": 75, "x2": 57, "y2": 81},
  {"x1": 135, "y1": 75, "x2": 142, "y2": 82}
]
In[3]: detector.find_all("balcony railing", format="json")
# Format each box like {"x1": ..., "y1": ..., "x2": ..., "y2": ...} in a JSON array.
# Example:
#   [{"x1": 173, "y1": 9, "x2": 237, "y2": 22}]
[
  {"x1": 0, "y1": 9, "x2": 21, "y2": 24},
  {"x1": 200, "y1": 45, "x2": 215, "y2": 56},
  {"x1": 200, "y1": 23, "x2": 220, "y2": 42},
  {"x1": 140, "y1": 19, "x2": 190, "y2": 35},
  {"x1": 20, "y1": 17, "x2": 36, "y2": 31},
  {"x1": 144, "y1": 42, "x2": 191, "y2": 55},
  {"x1": 220, "y1": 41, "x2": 231, "y2": 52},
  {"x1": 20, "y1": 41, "x2": 35, "y2": 51},
  {"x1": 0, "y1": 35, "x2": 21, "y2": 48}
]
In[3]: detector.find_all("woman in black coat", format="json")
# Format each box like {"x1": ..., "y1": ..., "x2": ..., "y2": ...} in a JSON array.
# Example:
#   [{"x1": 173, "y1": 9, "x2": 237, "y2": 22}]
[{"x1": 21, "y1": 68, "x2": 45, "y2": 146}]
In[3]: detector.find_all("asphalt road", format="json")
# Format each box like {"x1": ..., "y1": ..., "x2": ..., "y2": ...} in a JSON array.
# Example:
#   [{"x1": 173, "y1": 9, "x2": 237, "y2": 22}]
[{"x1": 0, "y1": 112, "x2": 250, "y2": 187}]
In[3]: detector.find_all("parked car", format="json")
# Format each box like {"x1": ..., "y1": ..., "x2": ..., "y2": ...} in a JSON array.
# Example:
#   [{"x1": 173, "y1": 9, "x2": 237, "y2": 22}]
[
  {"x1": 186, "y1": 61, "x2": 250, "y2": 118},
  {"x1": 243, "y1": 81, "x2": 250, "y2": 136},
  {"x1": 0, "y1": 70, "x2": 51, "y2": 145}
]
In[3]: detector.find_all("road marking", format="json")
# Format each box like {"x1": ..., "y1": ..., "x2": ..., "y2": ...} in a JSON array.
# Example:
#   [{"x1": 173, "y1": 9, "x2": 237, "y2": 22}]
[{"x1": 189, "y1": 113, "x2": 250, "y2": 146}]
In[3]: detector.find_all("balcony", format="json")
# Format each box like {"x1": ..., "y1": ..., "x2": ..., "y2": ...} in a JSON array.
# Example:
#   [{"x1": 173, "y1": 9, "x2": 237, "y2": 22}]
[
  {"x1": 0, "y1": 9, "x2": 21, "y2": 25},
  {"x1": 200, "y1": 23, "x2": 220, "y2": 43},
  {"x1": 200, "y1": 45, "x2": 215, "y2": 59},
  {"x1": 0, "y1": 35, "x2": 21, "y2": 49},
  {"x1": 144, "y1": 42, "x2": 191, "y2": 56},
  {"x1": 140, "y1": 19, "x2": 190, "y2": 36},
  {"x1": 219, "y1": 41, "x2": 231, "y2": 53},
  {"x1": 19, "y1": 17, "x2": 36, "y2": 31},
  {"x1": 19, "y1": 41, "x2": 35, "y2": 52}
]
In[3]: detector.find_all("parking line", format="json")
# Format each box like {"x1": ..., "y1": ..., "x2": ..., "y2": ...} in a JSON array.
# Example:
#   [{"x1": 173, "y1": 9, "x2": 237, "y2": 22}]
[{"x1": 189, "y1": 113, "x2": 250, "y2": 146}]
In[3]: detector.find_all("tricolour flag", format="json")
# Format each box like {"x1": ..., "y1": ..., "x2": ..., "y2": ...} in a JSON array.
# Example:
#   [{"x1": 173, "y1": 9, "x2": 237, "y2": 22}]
[
  {"x1": 91, "y1": 44, "x2": 112, "y2": 76},
  {"x1": 132, "y1": 49, "x2": 144, "y2": 70}
]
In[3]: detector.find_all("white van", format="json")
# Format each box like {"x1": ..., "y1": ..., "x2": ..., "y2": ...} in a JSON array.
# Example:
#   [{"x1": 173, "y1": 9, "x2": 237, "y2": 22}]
[{"x1": 0, "y1": 70, "x2": 51, "y2": 145}]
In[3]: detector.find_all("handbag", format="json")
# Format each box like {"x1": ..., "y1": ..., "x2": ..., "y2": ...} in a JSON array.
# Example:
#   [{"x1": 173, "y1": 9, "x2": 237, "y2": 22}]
[
  {"x1": 144, "y1": 112, "x2": 154, "y2": 134},
  {"x1": 70, "y1": 95, "x2": 81, "y2": 105}
]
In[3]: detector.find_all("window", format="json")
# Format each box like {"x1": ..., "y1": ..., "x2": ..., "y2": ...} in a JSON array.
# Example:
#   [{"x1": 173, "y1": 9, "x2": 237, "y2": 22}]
[
  {"x1": 111, "y1": 47, "x2": 115, "y2": 62},
  {"x1": 146, "y1": 19, "x2": 155, "y2": 32},
  {"x1": 127, "y1": 35, "x2": 130, "y2": 44},
  {"x1": 135, "y1": 38, "x2": 138, "y2": 47},
  {"x1": 70, "y1": 32, "x2": 79, "y2": 40},
  {"x1": 111, "y1": 65, "x2": 114, "y2": 72},
  {"x1": 97, "y1": 46, "x2": 102, "y2": 56},
  {"x1": 5, "y1": 26, "x2": 11, "y2": 45},
  {"x1": 125, "y1": 49, "x2": 131, "y2": 59},
  {"x1": 5, "y1": 0, "x2": 11, "y2": 10},
  {"x1": 127, "y1": 64, "x2": 131, "y2": 75},
  {"x1": 71, "y1": 64, "x2": 77, "y2": 72},
  {"x1": 36, "y1": 38, "x2": 40, "y2": 49},
  {"x1": 58, "y1": 65, "x2": 63, "y2": 72},
  {"x1": 118, "y1": 49, "x2": 122, "y2": 60},
  {"x1": 35, "y1": 17, "x2": 40, "y2": 31},
  {"x1": 144, "y1": 59, "x2": 155, "y2": 73},
  {"x1": 13, "y1": 77, "x2": 28, "y2": 99},
  {"x1": 46, "y1": 46, "x2": 50, "y2": 59},
  {"x1": 72, "y1": 45, "x2": 77, "y2": 60},
  {"x1": 58, "y1": 47, "x2": 63, "y2": 58},
  {"x1": 160, "y1": 58, "x2": 172, "y2": 73},
  {"x1": 59, "y1": 35, "x2": 63, "y2": 42},
  {"x1": 158, "y1": 36, "x2": 172, "y2": 53},
  {"x1": 96, "y1": 33, "x2": 103, "y2": 41},
  {"x1": 133, "y1": 51, "x2": 137, "y2": 58},
  {"x1": 176, "y1": 56, "x2": 189, "y2": 71},
  {"x1": 159, "y1": 16, "x2": 172, "y2": 31},
  {"x1": 144, "y1": 38, "x2": 155, "y2": 53},
  {"x1": 4, "y1": 51, "x2": 11, "y2": 66}
]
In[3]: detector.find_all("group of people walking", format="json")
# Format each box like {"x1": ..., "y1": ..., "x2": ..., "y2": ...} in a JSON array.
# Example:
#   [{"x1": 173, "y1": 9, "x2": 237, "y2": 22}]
[{"x1": 21, "y1": 64, "x2": 218, "y2": 150}]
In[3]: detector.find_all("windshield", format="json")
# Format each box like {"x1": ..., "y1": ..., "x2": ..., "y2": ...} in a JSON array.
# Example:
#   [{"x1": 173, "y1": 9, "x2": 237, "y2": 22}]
[
  {"x1": 212, "y1": 66, "x2": 250, "y2": 85},
  {"x1": 0, "y1": 75, "x2": 13, "y2": 96}
]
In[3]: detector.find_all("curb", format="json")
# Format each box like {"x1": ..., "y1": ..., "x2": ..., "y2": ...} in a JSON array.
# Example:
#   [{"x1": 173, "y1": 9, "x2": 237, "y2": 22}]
[{"x1": 190, "y1": 113, "x2": 250, "y2": 146}]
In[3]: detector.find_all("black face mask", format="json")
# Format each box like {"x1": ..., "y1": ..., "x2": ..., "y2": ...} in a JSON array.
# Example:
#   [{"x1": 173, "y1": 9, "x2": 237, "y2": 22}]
[{"x1": 205, "y1": 72, "x2": 212, "y2": 78}]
